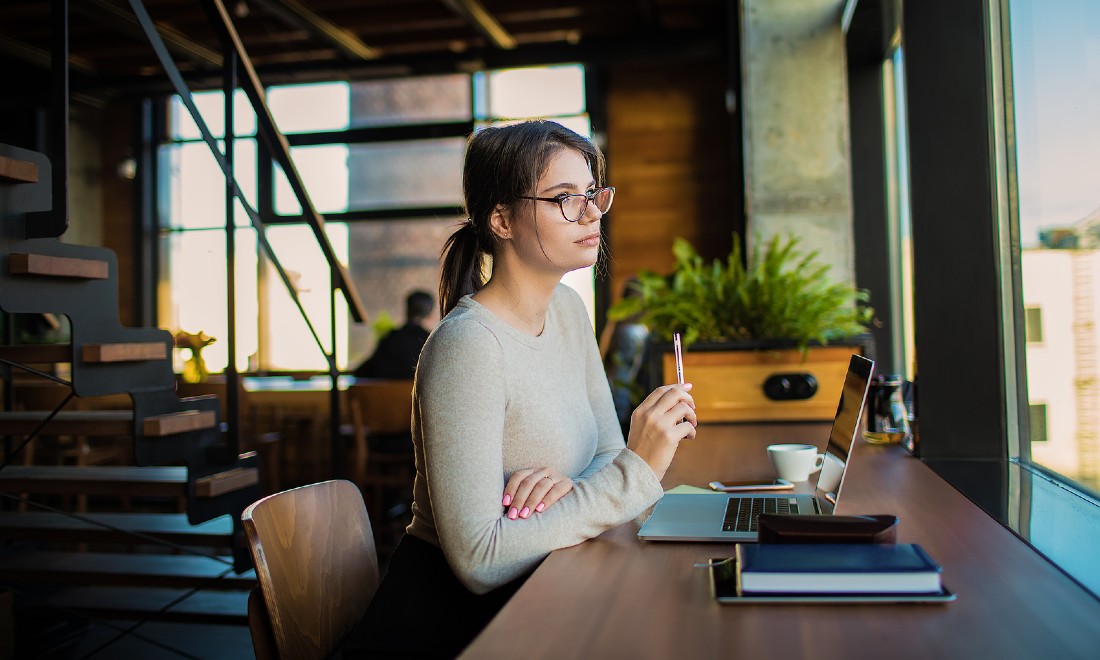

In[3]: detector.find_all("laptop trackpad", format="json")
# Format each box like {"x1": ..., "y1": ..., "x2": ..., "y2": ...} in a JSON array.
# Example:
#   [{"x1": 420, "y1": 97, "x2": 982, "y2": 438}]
[{"x1": 653, "y1": 494, "x2": 730, "y2": 523}]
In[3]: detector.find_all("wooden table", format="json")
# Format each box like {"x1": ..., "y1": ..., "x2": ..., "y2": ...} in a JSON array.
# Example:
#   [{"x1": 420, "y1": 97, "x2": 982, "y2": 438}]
[{"x1": 462, "y1": 423, "x2": 1100, "y2": 658}]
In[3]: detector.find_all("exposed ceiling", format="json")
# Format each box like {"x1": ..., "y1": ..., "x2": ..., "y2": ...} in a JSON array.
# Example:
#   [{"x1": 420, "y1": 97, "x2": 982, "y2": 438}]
[{"x1": 0, "y1": 0, "x2": 726, "y2": 98}]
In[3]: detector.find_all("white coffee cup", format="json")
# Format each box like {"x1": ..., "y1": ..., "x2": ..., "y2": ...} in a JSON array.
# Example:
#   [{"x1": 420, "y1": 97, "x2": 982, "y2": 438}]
[
  {"x1": 817, "y1": 452, "x2": 846, "y2": 493},
  {"x1": 767, "y1": 443, "x2": 825, "y2": 483}
]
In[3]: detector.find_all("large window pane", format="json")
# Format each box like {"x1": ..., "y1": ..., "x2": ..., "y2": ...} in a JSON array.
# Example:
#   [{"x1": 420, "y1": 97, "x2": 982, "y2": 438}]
[
  {"x1": 170, "y1": 90, "x2": 256, "y2": 140},
  {"x1": 347, "y1": 139, "x2": 465, "y2": 210},
  {"x1": 275, "y1": 140, "x2": 464, "y2": 215},
  {"x1": 159, "y1": 228, "x2": 259, "y2": 373},
  {"x1": 160, "y1": 139, "x2": 257, "y2": 229},
  {"x1": 267, "y1": 82, "x2": 350, "y2": 133},
  {"x1": 350, "y1": 74, "x2": 471, "y2": 127},
  {"x1": 261, "y1": 224, "x2": 350, "y2": 371},
  {"x1": 346, "y1": 218, "x2": 458, "y2": 366},
  {"x1": 274, "y1": 145, "x2": 351, "y2": 215},
  {"x1": 1010, "y1": 0, "x2": 1100, "y2": 492},
  {"x1": 476, "y1": 65, "x2": 586, "y2": 119}
]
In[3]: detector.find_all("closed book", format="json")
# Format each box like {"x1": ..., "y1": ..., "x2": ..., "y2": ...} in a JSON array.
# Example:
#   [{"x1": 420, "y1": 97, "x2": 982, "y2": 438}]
[{"x1": 736, "y1": 543, "x2": 943, "y2": 594}]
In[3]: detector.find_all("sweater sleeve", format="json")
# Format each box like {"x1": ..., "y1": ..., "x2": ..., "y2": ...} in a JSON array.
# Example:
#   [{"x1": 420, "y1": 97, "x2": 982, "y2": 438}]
[
  {"x1": 415, "y1": 315, "x2": 664, "y2": 594},
  {"x1": 572, "y1": 293, "x2": 635, "y2": 483}
]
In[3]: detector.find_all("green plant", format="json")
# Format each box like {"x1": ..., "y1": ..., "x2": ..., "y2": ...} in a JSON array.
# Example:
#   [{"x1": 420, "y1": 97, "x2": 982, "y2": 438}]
[
  {"x1": 372, "y1": 310, "x2": 398, "y2": 339},
  {"x1": 608, "y1": 232, "x2": 872, "y2": 351}
]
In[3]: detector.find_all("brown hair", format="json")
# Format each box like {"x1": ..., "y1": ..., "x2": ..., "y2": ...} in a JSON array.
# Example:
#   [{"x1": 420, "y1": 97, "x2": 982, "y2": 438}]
[{"x1": 438, "y1": 120, "x2": 606, "y2": 315}]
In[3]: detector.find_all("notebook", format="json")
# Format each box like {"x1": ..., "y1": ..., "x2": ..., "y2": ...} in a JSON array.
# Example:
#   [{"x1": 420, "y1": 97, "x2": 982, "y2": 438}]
[{"x1": 637, "y1": 353, "x2": 875, "y2": 542}]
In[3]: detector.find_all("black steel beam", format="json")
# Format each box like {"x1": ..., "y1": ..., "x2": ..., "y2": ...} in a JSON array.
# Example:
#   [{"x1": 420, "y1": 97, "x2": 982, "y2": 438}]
[
  {"x1": 439, "y1": 0, "x2": 517, "y2": 50},
  {"x1": 73, "y1": 0, "x2": 223, "y2": 70},
  {"x1": 248, "y1": 0, "x2": 379, "y2": 60}
]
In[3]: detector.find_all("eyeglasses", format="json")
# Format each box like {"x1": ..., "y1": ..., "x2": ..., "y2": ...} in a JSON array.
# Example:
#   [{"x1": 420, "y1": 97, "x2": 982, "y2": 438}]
[{"x1": 518, "y1": 186, "x2": 615, "y2": 223}]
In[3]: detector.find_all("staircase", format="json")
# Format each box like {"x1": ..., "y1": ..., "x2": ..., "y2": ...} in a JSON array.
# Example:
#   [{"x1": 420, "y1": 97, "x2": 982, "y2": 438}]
[{"x1": 0, "y1": 144, "x2": 261, "y2": 652}]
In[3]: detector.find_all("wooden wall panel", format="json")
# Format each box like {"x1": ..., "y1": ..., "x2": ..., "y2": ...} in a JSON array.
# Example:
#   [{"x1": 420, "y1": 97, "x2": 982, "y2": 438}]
[{"x1": 605, "y1": 58, "x2": 737, "y2": 303}]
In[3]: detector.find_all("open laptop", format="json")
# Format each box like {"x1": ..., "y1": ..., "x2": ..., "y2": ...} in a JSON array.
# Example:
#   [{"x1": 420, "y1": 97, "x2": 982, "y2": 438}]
[{"x1": 637, "y1": 353, "x2": 875, "y2": 542}]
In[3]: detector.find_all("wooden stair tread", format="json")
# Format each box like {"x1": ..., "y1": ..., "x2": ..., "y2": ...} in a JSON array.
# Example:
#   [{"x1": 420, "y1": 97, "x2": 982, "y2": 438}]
[
  {"x1": 143, "y1": 409, "x2": 217, "y2": 436},
  {"x1": 0, "y1": 344, "x2": 70, "y2": 363},
  {"x1": 82, "y1": 342, "x2": 168, "y2": 363},
  {"x1": 194, "y1": 467, "x2": 259, "y2": 498},
  {"x1": 0, "y1": 465, "x2": 187, "y2": 497},
  {"x1": 0, "y1": 154, "x2": 38, "y2": 183},
  {"x1": 0, "y1": 410, "x2": 133, "y2": 435},
  {"x1": 0, "y1": 511, "x2": 233, "y2": 546},
  {"x1": 8, "y1": 252, "x2": 109, "y2": 279},
  {"x1": 31, "y1": 585, "x2": 248, "y2": 625},
  {"x1": 0, "y1": 551, "x2": 256, "y2": 588}
]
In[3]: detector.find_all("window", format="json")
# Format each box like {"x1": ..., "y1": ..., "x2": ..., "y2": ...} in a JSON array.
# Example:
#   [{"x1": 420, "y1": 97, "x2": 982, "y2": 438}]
[
  {"x1": 1008, "y1": 0, "x2": 1100, "y2": 493},
  {"x1": 159, "y1": 65, "x2": 597, "y2": 373},
  {"x1": 1030, "y1": 404, "x2": 1048, "y2": 443},
  {"x1": 1024, "y1": 306, "x2": 1043, "y2": 343}
]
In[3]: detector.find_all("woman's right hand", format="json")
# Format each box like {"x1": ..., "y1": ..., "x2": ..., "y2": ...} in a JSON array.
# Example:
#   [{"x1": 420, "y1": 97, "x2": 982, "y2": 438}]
[{"x1": 626, "y1": 383, "x2": 697, "y2": 482}]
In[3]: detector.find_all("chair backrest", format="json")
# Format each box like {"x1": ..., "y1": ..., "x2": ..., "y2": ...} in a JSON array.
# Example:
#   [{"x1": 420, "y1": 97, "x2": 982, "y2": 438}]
[
  {"x1": 346, "y1": 379, "x2": 414, "y2": 436},
  {"x1": 345, "y1": 380, "x2": 414, "y2": 481},
  {"x1": 242, "y1": 479, "x2": 380, "y2": 660}
]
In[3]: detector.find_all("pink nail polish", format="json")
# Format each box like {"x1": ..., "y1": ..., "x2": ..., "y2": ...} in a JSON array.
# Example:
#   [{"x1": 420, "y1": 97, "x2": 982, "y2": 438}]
[
  {"x1": 520, "y1": 506, "x2": 531, "y2": 518},
  {"x1": 502, "y1": 494, "x2": 512, "y2": 506},
  {"x1": 535, "y1": 502, "x2": 546, "y2": 512},
  {"x1": 508, "y1": 508, "x2": 518, "y2": 519}
]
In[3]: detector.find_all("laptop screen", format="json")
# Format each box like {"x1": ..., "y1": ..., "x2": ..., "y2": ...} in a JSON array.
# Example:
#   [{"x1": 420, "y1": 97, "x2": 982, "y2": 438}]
[{"x1": 812, "y1": 354, "x2": 875, "y2": 514}]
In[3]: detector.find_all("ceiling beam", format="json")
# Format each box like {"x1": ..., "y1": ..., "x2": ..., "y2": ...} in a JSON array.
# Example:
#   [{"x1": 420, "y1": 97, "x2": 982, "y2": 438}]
[
  {"x1": 439, "y1": 0, "x2": 516, "y2": 49},
  {"x1": 72, "y1": 0, "x2": 223, "y2": 69},
  {"x1": 0, "y1": 34, "x2": 98, "y2": 75},
  {"x1": 248, "y1": 0, "x2": 379, "y2": 60}
]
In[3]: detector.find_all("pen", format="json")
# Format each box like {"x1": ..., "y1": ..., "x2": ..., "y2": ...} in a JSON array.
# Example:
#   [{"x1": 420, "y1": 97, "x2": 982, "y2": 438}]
[{"x1": 673, "y1": 332, "x2": 684, "y2": 387}]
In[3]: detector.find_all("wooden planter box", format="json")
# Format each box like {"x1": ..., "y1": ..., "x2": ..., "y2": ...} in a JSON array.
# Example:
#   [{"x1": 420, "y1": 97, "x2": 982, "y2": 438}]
[{"x1": 647, "y1": 335, "x2": 874, "y2": 423}]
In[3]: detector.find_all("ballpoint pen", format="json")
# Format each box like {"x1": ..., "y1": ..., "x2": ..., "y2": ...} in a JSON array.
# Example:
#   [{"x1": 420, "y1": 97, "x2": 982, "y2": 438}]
[{"x1": 673, "y1": 332, "x2": 684, "y2": 387}]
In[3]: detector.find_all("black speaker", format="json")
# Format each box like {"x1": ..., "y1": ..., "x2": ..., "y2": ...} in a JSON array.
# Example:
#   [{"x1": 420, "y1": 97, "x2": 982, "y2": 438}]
[{"x1": 763, "y1": 373, "x2": 818, "y2": 400}]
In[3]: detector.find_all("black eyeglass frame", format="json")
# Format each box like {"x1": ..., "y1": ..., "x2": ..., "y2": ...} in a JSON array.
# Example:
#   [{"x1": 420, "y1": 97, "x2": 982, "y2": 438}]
[{"x1": 517, "y1": 186, "x2": 615, "y2": 223}]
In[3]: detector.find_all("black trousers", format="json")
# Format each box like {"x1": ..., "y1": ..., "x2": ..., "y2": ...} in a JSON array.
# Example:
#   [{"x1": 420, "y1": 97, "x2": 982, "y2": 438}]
[{"x1": 339, "y1": 534, "x2": 531, "y2": 659}]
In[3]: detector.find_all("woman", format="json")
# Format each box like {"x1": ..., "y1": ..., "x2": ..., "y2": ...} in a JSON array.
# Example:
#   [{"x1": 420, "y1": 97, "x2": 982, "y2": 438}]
[{"x1": 346, "y1": 120, "x2": 696, "y2": 658}]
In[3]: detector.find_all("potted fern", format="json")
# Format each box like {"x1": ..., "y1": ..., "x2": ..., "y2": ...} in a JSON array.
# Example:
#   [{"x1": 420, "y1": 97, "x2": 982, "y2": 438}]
[{"x1": 608, "y1": 232, "x2": 874, "y2": 422}]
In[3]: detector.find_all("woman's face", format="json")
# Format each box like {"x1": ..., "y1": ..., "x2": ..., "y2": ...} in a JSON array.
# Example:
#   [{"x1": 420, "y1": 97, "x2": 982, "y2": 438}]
[{"x1": 508, "y1": 147, "x2": 604, "y2": 275}]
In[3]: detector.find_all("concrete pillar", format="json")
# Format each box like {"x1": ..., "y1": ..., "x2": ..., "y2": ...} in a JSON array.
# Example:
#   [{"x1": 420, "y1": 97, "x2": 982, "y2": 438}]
[{"x1": 740, "y1": 0, "x2": 854, "y2": 283}]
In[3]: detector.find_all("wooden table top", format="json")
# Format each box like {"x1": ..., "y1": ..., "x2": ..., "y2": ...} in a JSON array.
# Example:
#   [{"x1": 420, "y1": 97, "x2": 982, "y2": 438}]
[{"x1": 461, "y1": 423, "x2": 1100, "y2": 659}]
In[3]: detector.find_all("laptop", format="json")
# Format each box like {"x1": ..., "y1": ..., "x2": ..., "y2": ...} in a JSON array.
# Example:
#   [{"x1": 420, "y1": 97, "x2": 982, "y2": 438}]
[{"x1": 637, "y1": 353, "x2": 875, "y2": 542}]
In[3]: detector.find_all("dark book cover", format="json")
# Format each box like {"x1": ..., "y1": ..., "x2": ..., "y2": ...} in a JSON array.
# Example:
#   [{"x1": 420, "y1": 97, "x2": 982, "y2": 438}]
[{"x1": 737, "y1": 543, "x2": 943, "y2": 594}]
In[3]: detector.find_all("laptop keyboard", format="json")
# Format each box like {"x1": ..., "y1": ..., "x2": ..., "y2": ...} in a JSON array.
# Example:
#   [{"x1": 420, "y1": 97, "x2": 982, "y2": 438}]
[{"x1": 722, "y1": 496, "x2": 798, "y2": 532}]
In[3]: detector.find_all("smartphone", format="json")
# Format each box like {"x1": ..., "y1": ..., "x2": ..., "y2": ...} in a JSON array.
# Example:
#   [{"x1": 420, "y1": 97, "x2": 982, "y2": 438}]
[{"x1": 708, "y1": 479, "x2": 794, "y2": 492}]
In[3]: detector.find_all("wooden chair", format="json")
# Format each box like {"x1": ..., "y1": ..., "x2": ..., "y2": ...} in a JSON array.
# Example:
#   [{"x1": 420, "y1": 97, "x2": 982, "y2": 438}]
[
  {"x1": 346, "y1": 380, "x2": 416, "y2": 557},
  {"x1": 242, "y1": 479, "x2": 380, "y2": 660},
  {"x1": 345, "y1": 381, "x2": 414, "y2": 488}
]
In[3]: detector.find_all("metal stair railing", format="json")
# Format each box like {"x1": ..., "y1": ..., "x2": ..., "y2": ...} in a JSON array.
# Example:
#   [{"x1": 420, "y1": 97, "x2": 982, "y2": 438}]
[{"x1": 126, "y1": 0, "x2": 367, "y2": 472}]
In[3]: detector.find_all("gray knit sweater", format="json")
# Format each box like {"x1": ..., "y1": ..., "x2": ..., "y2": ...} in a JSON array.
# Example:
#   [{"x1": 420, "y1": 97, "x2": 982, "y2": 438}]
[{"x1": 405, "y1": 284, "x2": 664, "y2": 594}]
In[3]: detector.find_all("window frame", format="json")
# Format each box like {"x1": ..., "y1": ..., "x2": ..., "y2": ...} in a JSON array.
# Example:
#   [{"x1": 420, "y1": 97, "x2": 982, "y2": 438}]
[{"x1": 153, "y1": 66, "x2": 601, "y2": 373}]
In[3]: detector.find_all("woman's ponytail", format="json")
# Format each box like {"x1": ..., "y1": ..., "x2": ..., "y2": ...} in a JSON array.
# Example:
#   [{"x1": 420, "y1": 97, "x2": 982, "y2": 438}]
[{"x1": 438, "y1": 222, "x2": 485, "y2": 316}]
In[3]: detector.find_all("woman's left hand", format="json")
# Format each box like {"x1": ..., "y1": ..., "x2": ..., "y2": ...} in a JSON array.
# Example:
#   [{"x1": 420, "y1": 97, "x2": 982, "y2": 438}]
[{"x1": 502, "y1": 467, "x2": 574, "y2": 520}]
